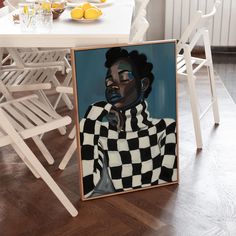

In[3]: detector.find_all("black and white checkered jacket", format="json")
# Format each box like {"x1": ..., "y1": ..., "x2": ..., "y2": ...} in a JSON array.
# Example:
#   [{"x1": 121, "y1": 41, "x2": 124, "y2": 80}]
[{"x1": 80, "y1": 101, "x2": 177, "y2": 198}]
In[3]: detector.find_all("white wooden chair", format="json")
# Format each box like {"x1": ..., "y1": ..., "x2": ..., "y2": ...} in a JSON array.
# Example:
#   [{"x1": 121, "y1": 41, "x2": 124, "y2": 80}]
[
  {"x1": 0, "y1": 65, "x2": 72, "y2": 112},
  {"x1": 177, "y1": 1, "x2": 221, "y2": 149},
  {"x1": 1, "y1": 62, "x2": 72, "y2": 114},
  {"x1": 17, "y1": 48, "x2": 70, "y2": 70},
  {"x1": 0, "y1": 47, "x2": 73, "y2": 110},
  {"x1": 0, "y1": 67, "x2": 54, "y2": 102},
  {"x1": 0, "y1": 100, "x2": 78, "y2": 217},
  {"x1": 2, "y1": 48, "x2": 74, "y2": 110},
  {"x1": 0, "y1": 75, "x2": 69, "y2": 163}
]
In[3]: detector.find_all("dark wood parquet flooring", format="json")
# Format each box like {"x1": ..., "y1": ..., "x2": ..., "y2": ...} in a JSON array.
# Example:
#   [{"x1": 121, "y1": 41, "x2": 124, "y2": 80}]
[{"x1": 1, "y1": 59, "x2": 236, "y2": 235}]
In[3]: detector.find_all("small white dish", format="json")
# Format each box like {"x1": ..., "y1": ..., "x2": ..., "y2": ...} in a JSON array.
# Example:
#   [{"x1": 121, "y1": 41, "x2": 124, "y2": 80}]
[{"x1": 71, "y1": 17, "x2": 101, "y2": 22}]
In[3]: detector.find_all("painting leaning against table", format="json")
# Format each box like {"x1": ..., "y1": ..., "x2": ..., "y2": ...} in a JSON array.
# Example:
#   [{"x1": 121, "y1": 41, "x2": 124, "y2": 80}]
[{"x1": 72, "y1": 41, "x2": 178, "y2": 200}]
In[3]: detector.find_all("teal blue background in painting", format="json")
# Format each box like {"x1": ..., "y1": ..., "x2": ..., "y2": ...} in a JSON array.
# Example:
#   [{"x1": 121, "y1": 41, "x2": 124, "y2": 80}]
[{"x1": 74, "y1": 42, "x2": 176, "y2": 120}]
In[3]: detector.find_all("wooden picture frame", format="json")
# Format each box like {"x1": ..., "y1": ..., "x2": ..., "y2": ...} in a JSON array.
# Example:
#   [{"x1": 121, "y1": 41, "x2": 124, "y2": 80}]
[{"x1": 71, "y1": 40, "x2": 179, "y2": 201}]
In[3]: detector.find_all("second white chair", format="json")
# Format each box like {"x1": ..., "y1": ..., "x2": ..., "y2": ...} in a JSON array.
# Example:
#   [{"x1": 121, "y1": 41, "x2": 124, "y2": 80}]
[{"x1": 177, "y1": 1, "x2": 221, "y2": 149}]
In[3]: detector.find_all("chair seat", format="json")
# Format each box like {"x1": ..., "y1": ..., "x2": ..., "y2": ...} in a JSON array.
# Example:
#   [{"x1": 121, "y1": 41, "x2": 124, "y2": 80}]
[
  {"x1": 0, "y1": 94, "x2": 71, "y2": 139},
  {"x1": 19, "y1": 49, "x2": 69, "y2": 69},
  {"x1": 177, "y1": 55, "x2": 208, "y2": 77},
  {"x1": 0, "y1": 67, "x2": 56, "y2": 90},
  {"x1": 0, "y1": 67, "x2": 57, "y2": 102}
]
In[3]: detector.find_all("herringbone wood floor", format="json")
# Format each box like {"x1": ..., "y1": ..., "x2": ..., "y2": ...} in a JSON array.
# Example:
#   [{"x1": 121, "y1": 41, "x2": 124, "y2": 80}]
[{"x1": 1, "y1": 60, "x2": 236, "y2": 235}]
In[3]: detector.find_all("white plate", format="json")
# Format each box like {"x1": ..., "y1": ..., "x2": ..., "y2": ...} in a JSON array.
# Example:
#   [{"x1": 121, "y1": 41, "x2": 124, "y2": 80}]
[
  {"x1": 67, "y1": 0, "x2": 113, "y2": 8},
  {"x1": 70, "y1": 17, "x2": 101, "y2": 22}
]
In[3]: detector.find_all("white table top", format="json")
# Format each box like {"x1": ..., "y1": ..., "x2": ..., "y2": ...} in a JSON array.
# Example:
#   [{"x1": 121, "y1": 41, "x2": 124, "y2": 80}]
[{"x1": 0, "y1": 0, "x2": 134, "y2": 48}]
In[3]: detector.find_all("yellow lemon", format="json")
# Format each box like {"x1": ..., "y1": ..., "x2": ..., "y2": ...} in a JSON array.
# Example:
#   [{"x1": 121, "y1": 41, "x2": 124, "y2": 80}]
[
  {"x1": 71, "y1": 7, "x2": 84, "y2": 19},
  {"x1": 81, "y1": 2, "x2": 93, "y2": 11},
  {"x1": 84, "y1": 7, "x2": 101, "y2": 19},
  {"x1": 101, "y1": 0, "x2": 106, "y2": 2}
]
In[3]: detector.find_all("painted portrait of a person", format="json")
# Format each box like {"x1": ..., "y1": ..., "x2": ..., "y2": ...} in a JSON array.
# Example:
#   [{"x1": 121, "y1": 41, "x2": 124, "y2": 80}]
[{"x1": 79, "y1": 47, "x2": 177, "y2": 198}]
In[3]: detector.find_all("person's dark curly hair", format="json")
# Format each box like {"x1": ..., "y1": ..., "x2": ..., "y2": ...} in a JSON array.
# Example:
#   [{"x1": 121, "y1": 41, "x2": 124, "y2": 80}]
[{"x1": 105, "y1": 47, "x2": 154, "y2": 98}]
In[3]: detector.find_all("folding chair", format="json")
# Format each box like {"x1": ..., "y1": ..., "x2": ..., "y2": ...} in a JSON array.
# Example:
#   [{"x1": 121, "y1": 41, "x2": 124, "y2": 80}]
[
  {"x1": 2, "y1": 49, "x2": 74, "y2": 110},
  {"x1": 0, "y1": 65, "x2": 69, "y2": 116},
  {"x1": 0, "y1": 105, "x2": 78, "y2": 217},
  {"x1": 0, "y1": 66, "x2": 55, "y2": 102},
  {"x1": 0, "y1": 76, "x2": 69, "y2": 164},
  {"x1": 177, "y1": 1, "x2": 221, "y2": 149}
]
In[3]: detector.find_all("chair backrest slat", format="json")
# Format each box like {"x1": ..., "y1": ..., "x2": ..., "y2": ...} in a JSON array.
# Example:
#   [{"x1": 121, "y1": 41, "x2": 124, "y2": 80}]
[{"x1": 177, "y1": 0, "x2": 221, "y2": 54}]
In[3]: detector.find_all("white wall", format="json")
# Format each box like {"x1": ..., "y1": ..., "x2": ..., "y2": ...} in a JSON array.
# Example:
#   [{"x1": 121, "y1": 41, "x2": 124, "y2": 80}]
[{"x1": 146, "y1": 0, "x2": 166, "y2": 41}]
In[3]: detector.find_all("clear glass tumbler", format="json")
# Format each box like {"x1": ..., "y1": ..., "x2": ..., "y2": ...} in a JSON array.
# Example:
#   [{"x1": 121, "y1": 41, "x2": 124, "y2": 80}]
[
  {"x1": 19, "y1": 3, "x2": 37, "y2": 32},
  {"x1": 37, "y1": 11, "x2": 53, "y2": 32}
]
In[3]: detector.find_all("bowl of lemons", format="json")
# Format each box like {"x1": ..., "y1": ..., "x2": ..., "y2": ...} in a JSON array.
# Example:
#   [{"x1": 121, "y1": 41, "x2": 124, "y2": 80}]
[{"x1": 70, "y1": 2, "x2": 102, "y2": 21}]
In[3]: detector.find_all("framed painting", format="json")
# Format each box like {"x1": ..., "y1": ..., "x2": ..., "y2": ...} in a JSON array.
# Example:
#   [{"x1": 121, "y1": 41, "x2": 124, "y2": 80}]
[{"x1": 71, "y1": 40, "x2": 179, "y2": 201}]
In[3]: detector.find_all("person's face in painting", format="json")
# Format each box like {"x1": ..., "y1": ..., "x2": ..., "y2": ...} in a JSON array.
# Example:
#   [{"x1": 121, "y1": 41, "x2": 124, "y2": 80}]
[{"x1": 105, "y1": 59, "x2": 141, "y2": 109}]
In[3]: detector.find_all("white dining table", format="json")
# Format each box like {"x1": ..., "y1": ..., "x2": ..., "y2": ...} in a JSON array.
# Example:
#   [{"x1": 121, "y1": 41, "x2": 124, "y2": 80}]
[{"x1": 0, "y1": 0, "x2": 135, "y2": 48}]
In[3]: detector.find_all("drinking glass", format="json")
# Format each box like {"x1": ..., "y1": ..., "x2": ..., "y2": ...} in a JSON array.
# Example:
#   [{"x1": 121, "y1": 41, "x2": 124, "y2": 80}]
[
  {"x1": 37, "y1": 11, "x2": 53, "y2": 32},
  {"x1": 19, "y1": 3, "x2": 37, "y2": 32}
]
